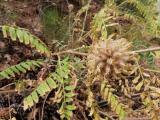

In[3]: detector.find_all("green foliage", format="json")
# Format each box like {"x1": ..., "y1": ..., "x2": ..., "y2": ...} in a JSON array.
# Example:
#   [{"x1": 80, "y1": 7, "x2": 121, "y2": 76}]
[
  {"x1": 0, "y1": 18, "x2": 78, "y2": 119},
  {"x1": 42, "y1": 7, "x2": 59, "y2": 27},
  {"x1": 117, "y1": 0, "x2": 159, "y2": 35},
  {"x1": 1, "y1": 25, "x2": 51, "y2": 57},
  {"x1": 41, "y1": 7, "x2": 70, "y2": 44},
  {"x1": 55, "y1": 58, "x2": 76, "y2": 120},
  {"x1": 0, "y1": 60, "x2": 43, "y2": 80},
  {"x1": 87, "y1": 1, "x2": 160, "y2": 119},
  {"x1": 0, "y1": 24, "x2": 76, "y2": 119},
  {"x1": 41, "y1": 7, "x2": 60, "y2": 40},
  {"x1": 133, "y1": 39, "x2": 154, "y2": 65},
  {"x1": 91, "y1": 7, "x2": 108, "y2": 40},
  {"x1": 23, "y1": 58, "x2": 76, "y2": 120},
  {"x1": 23, "y1": 72, "x2": 57, "y2": 110},
  {"x1": 1, "y1": 1, "x2": 160, "y2": 119},
  {"x1": 141, "y1": 52, "x2": 154, "y2": 65},
  {"x1": 93, "y1": 0, "x2": 159, "y2": 41}
]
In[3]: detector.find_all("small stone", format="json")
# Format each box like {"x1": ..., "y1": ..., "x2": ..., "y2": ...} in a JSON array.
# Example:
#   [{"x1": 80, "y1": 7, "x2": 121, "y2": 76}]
[
  {"x1": 0, "y1": 64, "x2": 9, "y2": 71},
  {"x1": 0, "y1": 41, "x2": 5, "y2": 49}
]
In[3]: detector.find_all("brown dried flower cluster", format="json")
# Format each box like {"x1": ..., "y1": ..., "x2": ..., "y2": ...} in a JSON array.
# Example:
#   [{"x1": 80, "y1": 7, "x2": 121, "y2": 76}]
[{"x1": 88, "y1": 38, "x2": 135, "y2": 79}]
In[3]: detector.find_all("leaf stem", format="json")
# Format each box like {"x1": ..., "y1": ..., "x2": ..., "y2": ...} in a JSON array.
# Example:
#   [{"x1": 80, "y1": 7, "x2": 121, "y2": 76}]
[
  {"x1": 53, "y1": 50, "x2": 88, "y2": 56},
  {"x1": 52, "y1": 46, "x2": 160, "y2": 56},
  {"x1": 130, "y1": 47, "x2": 160, "y2": 54}
]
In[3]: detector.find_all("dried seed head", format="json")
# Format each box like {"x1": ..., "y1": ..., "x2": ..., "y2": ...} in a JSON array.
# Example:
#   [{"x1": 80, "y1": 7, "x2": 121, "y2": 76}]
[{"x1": 88, "y1": 38, "x2": 135, "y2": 78}]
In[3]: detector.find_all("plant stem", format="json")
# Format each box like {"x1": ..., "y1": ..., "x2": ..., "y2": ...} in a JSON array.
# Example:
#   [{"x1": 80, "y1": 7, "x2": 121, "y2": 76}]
[
  {"x1": 0, "y1": 89, "x2": 32, "y2": 94},
  {"x1": 131, "y1": 47, "x2": 160, "y2": 53},
  {"x1": 52, "y1": 46, "x2": 88, "y2": 56},
  {"x1": 98, "y1": 110, "x2": 114, "y2": 120},
  {"x1": 78, "y1": 0, "x2": 91, "y2": 41},
  {"x1": 53, "y1": 50, "x2": 88, "y2": 56},
  {"x1": 52, "y1": 46, "x2": 160, "y2": 56},
  {"x1": 144, "y1": 68, "x2": 160, "y2": 73}
]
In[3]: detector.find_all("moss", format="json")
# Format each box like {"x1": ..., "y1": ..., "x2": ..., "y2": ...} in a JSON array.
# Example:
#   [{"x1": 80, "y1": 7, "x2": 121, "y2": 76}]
[
  {"x1": 41, "y1": 7, "x2": 70, "y2": 44},
  {"x1": 41, "y1": 7, "x2": 60, "y2": 40}
]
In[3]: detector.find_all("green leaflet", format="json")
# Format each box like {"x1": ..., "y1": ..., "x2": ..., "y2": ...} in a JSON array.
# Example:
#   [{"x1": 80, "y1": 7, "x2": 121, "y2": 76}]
[
  {"x1": 64, "y1": 86, "x2": 75, "y2": 91},
  {"x1": 65, "y1": 93, "x2": 75, "y2": 98},
  {"x1": 65, "y1": 98, "x2": 73, "y2": 102},
  {"x1": 64, "y1": 110, "x2": 73, "y2": 117},
  {"x1": 0, "y1": 71, "x2": 10, "y2": 79},
  {"x1": 23, "y1": 72, "x2": 58, "y2": 110},
  {"x1": 1, "y1": 25, "x2": 51, "y2": 57},
  {"x1": 54, "y1": 73, "x2": 63, "y2": 83},
  {"x1": 16, "y1": 28, "x2": 24, "y2": 43},
  {"x1": 23, "y1": 59, "x2": 70, "y2": 110},
  {"x1": 116, "y1": 104, "x2": 121, "y2": 118},
  {"x1": 135, "y1": 80, "x2": 144, "y2": 91},
  {"x1": 9, "y1": 27, "x2": 17, "y2": 41},
  {"x1": 16, "y1": 65, "x2": 27, "y2": 73},
  {"x1": 23, "y1": 58, "x2": 76, "y2": 120},
  {"x1": 20, "y1": 62, "x2": 31, "y2": 70},
  {"x1": 107, "y1": 91, "x2": 112, "y2": 103},
  {"x1": 2, "y1": 25, "x2": 8, "y2": 38},
  {"x1": 24, "y1": 96, "x2": 34, "y2": 110},
  {"x1": 31, "y1": 91, "x2": 39, "y2": 103},
  {"x1": 39, "y1": 81, "x2": 51, "y2": 93},
  {"x1": 36, "y1": 84, "x2": 47, "y2": 96},
  {"x1": 29, "y1": 35, "x2": 36, "y2": 47},
  {"x1": 10, "y1": 67, "x2": 20, "y2": 75},
  {"x1": 46, "y1": 77, "x2": 57, "y2": 89},
  {"x1": 23, "y1": 32, "x2": 30, "y2": 45},
  {"x1": 4, "y1": 68, "x2": 15, "y2": 77},
  {"x1": 0, "y1": 60, "x2": 43, "y2": 80},
  {"x1": 32, "y1": 60, "x2": 43, "y2": 67},
  {"x1": 111, "y1": 95, "x2": 116, "y2": 108},
  {"x1": 120, "y1": 109, "x2": 126, "y2": 120},
  {"x1": 66, "y1": 105, "x2": 76, "y2": 111},
  {"x1": 104, "y1": 88, "x2": 109, "y2": 98}
]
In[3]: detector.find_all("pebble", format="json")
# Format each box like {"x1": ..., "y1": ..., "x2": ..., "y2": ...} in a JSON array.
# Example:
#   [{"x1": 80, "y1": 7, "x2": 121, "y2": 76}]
[{"x1": 0, "y1": 41, "x2": 5, "y2": 49}]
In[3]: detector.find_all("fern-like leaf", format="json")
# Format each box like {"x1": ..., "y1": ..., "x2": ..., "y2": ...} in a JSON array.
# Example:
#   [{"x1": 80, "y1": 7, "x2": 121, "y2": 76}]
[
  {"x1": 86, "y1": 89, "x2": 108, "y2": 120},
  {"x1": 0, "y1": 60, "x2": 43, "y2": 80},
  {"x1": 1, "y1": 25, "x2": 51, "y2": 57},
  {"x1": 100, "y1": 81, "x2": 126, "y2": 120},
  {"x1": 23, "y1": 58, "x2": 71, "y2": 111},
  {"x1": 23, "y1": 73, "x2": 57, "y2": 110},
  {"x1": 56, "y1": 58, "x2": 76, "y2": 120},
  {"x1": 121, "y1": 0, "x2": 159, "y2": 35}
]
